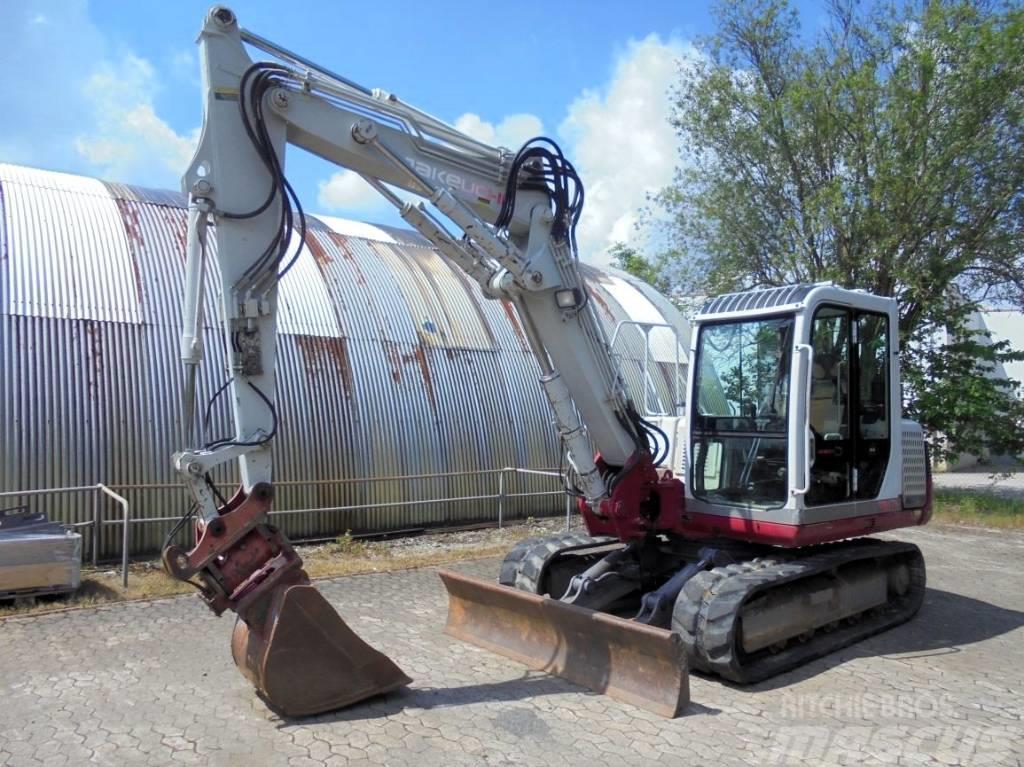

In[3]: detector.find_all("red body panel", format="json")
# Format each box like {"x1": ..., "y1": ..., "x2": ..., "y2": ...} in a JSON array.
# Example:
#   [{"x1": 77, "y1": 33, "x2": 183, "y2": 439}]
[
  {"x1": 673, "y1": 506, "x2": 930, "y2": 547},
  {"x1": 580, "y1": 453, "x2": 932, "y2": 549}
]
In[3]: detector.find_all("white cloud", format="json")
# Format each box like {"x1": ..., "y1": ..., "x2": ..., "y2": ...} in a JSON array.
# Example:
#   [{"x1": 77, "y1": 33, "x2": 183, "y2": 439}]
[
  {"x1": 0, "y1": 1, "x2": 196, "y2": 189},
  {"x1": 559, "y1": 35, "x2": 695, "y2": 266},
  {"x1": 453, "y1": 113, "x2": 544, "y2": 149},
  {"x1": 310, "y1": 35, "x2": 691, "y2": 259},
  {"x1": 317, "y1": 170, "x2": 391, "y2": 215},
  {"x1": 316, "y1": 170, "x2": 424, "y2": 223},
  {"x1": 169, "y1": 49, "x2": 197, "y2": 82},
  {"x1": 74, "y1": 53, "x2": 198, "y2": 186}
]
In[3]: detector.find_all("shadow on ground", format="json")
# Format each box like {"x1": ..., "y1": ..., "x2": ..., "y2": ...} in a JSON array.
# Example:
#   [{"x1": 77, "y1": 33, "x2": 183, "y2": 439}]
[
  {"x1": 735, "y1": 587, "x2": 1024, "y2": 691},
  {"x1": 0, "y1": 579, "x2": 122, "y2": 614},
  {"x1": 275, "y1": 587, "x2": 1022, "y2": 723},
  {"x1": 277, "y1": 671, "x2": 721, "y2": 727}
]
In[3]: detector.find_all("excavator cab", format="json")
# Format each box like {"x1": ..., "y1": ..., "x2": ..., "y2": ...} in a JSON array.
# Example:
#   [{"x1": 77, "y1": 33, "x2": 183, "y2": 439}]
[{"x1": 685, "y1": 283, "x2": 929, "y2": 544}]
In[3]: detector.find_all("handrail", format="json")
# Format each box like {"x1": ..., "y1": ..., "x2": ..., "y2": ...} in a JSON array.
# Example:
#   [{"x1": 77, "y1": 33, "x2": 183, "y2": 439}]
[
  {"x1": 608, "y1": 320, "x2": 685, "y2": 415},
  {"x1": 79, "y1": 466, "x2": 562, "y2": 491},
  {"x1": 0, "y1": 466, "x2": 572, "y2": 583},
  {"x1": 0, "y1": 485, "x2": 100, "y2": 497},
  {"x1": 503, "y1": 468, "x2": 561, "y2": 477}
]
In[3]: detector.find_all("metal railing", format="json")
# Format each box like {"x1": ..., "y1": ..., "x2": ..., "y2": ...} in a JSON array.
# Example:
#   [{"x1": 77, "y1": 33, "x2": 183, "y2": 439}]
[
  {"x1": 498, "y1": 468, "x2": 573, "y2": 529},
  {"x1": 0, "y1": 484, "x2": 131, "y2": 589},
  {"x1": 0, "y1": 466, "x2": 572, "y2": 588}
]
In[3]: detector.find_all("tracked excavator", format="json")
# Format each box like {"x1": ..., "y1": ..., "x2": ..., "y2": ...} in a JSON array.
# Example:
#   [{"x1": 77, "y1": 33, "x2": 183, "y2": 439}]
[{"x1": 165, "y1": 6, "x2": 933, "y2": 718}]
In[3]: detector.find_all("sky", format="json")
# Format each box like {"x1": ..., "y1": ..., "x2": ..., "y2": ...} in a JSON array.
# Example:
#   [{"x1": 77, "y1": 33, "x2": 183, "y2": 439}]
[{"x1": 0, "y1": 0, "x2": 825, "y2": 266}]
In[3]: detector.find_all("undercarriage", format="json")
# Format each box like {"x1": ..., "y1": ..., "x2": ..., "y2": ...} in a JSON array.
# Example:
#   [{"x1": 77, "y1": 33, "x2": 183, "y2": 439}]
[{"x1": 497, "y1": 531, "x2": 926, "y2": 684}]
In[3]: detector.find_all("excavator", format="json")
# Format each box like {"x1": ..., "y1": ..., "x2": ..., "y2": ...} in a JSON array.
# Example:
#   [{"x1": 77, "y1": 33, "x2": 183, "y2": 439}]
[{"x1": 164, "y1": 6, "x2": 933, "y2": 718}]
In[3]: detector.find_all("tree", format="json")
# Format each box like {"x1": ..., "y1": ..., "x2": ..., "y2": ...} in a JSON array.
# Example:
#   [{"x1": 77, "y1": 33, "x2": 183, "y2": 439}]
[
  {"x1": 609, "y1": 242, "x2": 671, "y2": 294},
  {"x1": 619, "y1": 0, "x2": 1024, "y2": 464}
]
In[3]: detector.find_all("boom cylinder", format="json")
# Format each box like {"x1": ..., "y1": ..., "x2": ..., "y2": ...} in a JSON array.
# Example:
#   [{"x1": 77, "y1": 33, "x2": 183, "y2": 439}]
[{"x1": 180, "y1": 197, "x2": 211, "y2": 445}]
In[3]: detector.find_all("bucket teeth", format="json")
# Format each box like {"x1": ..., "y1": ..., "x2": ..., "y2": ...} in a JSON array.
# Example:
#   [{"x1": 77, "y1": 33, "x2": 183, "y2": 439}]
[
  {"x1": 439, "y1": 569, "x2": 689, "y2": 718},
  {"x1": 232, "y1": 583, "x2": 411, "y2": 717}
]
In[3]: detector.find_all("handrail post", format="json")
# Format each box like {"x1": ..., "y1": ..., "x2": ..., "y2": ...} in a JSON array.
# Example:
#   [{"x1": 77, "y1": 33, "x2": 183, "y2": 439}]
[
  {"x1": 92, "y1": 490, "x2": 100, "y2": 567},
  {"x1": 96, "y1": 484, "x2": 130, "y2": 589},
  {"x1": 497, "y1": 470, "x2": 506, "y2": 529},
  {"x1": 122, "y1": 495, "x2": 129, "y2": 589}
]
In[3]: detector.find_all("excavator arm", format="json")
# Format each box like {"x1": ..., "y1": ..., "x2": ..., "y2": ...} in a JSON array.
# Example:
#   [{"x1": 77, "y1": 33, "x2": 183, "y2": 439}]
[
  {"x1": 174, "y1": 6, "x2": 667, "y2": 531},
  {"x1": 166, "y1": 6, "x2": 687, "y2": 717}
]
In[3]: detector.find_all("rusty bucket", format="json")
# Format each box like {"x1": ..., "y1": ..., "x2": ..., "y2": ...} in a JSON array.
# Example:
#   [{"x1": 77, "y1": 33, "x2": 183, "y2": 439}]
[
  {"x1": 232, "y1": 582, "x2": 411, "y2": 716},
  {"x1": 439, "y1": 569, "x2": 689, "y2": 717}
]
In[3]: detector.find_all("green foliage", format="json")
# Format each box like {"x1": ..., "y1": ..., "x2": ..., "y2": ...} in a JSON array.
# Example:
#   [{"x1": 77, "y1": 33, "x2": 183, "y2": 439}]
[
  {"x1": 609, "y1": 243, "x2": 670, "y2": 294},
  {"x1": 334, "y1": 529, "x2": 368, "y2": 557},
  {"x1": 631, "y1": 0, "x2": 1024, "y2": 463},
  {"x1": 903, "y1": 319, "x2": 1024, "y2": 462}
]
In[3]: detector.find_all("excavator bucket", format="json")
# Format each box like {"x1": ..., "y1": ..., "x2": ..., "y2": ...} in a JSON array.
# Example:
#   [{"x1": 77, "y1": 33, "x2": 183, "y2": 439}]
[
  {"x1": 439, "y1": 570, "x2": 689, "y2": 717},
  {"x1": 231, "y1": 582, "x2": 411, "y2": 716}
]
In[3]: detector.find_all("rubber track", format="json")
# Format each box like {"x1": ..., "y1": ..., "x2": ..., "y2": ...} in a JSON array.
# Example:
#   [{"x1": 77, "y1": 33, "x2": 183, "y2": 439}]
[
  {"x1": 672, "y1": 538, "x2": 926, "y2": 683},
  {"x1": 498, "y1": 531, "x2": 618, "y2": 594}
]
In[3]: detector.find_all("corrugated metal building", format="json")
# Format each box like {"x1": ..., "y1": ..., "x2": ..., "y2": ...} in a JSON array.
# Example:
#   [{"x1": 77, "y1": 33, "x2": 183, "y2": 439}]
[
  {"x1": 0, "y1": 163, "x2": 690, "y2": 557},
  {"x1": 941, "y1": 306, "x2": 1024, "y2": 470},
  {"x1": 971, "y1": 308, "x2": 1024, "y2": 391}
]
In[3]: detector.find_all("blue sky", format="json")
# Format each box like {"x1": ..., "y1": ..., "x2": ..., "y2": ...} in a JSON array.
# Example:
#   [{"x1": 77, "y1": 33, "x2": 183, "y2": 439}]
[{"x1": 0, "y1": 0, "x2": 827, "y2": 264}]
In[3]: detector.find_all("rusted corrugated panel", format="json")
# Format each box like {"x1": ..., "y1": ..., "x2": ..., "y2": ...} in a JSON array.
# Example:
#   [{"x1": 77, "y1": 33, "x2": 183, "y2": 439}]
[
  {"x1": 314, "y1": 214, "x2": 399, "y2": 245},
  {"x1": 278, "y1": 230, "x2": 344, "y2": 338},
  {"x1": 309, "y1": 229, "x2": 418, "y2": 344},
  {"x1": 0, "y1": 164, "x2": 141, "y2": 324},
  {"x1": 368, "y1": 241, "x2": 495, "y2": 351},
  {"x1": 102, "y1": 181, "x2": 188, "y2": 209},
  {"x1": 0, "y1": 162, "x2": 688, "y2": 557},
  {"x1": 369, "y1": 222, "x2": 432, "y2": 248}
]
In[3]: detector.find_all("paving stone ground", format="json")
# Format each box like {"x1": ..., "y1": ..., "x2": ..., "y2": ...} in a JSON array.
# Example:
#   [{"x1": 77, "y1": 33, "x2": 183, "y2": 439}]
[{"x1": 1, "y1": 524, "x2": 1022, "y2": 766}]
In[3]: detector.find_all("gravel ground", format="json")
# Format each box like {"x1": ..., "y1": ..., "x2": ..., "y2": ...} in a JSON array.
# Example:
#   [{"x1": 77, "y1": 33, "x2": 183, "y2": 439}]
[{"x1": 300, "y1": 517, "x2": 574, "y2": 559}]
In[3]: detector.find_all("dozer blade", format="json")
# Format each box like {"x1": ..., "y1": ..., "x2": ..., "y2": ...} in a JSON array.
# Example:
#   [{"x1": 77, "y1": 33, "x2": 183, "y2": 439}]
[
  {"x1": 439, "y1": 570, "x2": 689, "y2": 717},
  {"x1": 232, "y1": 583, "x2": 411, "y2": 717}
]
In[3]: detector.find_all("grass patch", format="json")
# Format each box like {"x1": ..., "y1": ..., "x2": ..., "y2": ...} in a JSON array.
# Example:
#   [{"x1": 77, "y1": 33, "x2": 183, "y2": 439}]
[
  {"x1": 932, "y1": 489, "x2": 1024, "y2": 529},
  {"x1": 0, "y1": 519, "x2": 561, "y2": 619}
]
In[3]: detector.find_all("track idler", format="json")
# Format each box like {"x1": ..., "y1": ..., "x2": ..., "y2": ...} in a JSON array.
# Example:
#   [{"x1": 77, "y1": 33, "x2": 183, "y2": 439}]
[{"x1": 163, "y1": 483, "x2": 410, "y2": 715}]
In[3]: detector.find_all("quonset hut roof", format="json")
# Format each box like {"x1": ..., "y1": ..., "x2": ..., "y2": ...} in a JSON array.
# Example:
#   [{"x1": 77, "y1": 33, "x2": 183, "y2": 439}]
[
  {"x1": 0, "y1": 163, "x2": 690, "y2": 555},
  {"x1": 971, "y1": 308, "x2": 1024, "y2": 388}
]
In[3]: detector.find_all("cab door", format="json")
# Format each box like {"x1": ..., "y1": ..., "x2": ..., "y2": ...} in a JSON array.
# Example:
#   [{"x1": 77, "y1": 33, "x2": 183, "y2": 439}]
[{"x1": 807, "y1": 306, "x2": 891, "y2": 506}]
